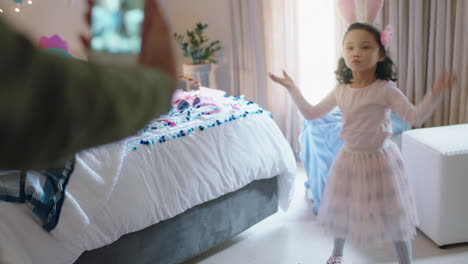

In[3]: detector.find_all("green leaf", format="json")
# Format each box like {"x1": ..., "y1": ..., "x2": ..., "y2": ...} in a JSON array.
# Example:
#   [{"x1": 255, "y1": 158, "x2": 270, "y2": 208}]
[{"x1": 174, "y1": 22, "x2": 222, "y2": 64}]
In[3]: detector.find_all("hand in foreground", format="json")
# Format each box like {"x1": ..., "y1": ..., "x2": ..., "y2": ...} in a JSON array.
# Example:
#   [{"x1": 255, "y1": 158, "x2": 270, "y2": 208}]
[
  {"x1": 80, "y1": 0, "x2": 176, "y2": 79},
  {"x1": 139, "y1": 0, "x2": 176, "y2": 78},
  {"x1": 79, "y1": 0, "x2": 92, "y2": 52}
]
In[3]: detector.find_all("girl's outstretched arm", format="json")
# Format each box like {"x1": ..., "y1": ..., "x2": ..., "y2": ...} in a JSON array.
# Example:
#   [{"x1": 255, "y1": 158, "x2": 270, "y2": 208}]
[
  {"x1": 268, "y1": 71, "x2": 337, "y2": 120},
  {"x1": 386, "y1": 72, "x2": 457, "y2": 126}
]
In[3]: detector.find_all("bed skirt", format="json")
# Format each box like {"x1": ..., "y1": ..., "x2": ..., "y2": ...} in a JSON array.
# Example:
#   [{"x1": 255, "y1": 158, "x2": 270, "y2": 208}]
[{"x1": 74, "y1": 176, "x2": 279, "y2": 264}]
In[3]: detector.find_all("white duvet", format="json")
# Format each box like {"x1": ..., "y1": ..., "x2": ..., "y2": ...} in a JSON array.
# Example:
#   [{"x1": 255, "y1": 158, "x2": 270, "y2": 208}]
[{"x1": 0, "y1": 113, "x2": 296, "y2": 264}]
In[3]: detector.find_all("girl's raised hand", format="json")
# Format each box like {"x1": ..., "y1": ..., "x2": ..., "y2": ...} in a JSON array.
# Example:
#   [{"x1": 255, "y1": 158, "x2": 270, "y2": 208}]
[
  {"x1": 268, "y1": 70, "x2": 297, "y2": 91},
  {"x1": 432, "y1": 72, "x2": 457, "y2": 95}
]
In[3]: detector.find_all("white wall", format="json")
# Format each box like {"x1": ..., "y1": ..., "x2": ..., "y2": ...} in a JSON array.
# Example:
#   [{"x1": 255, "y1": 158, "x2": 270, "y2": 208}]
[
  {"x1": 1, "y1": 0, "x2": 88, "y2": 59},
  {"x1": 1, "y1": 0, "x2": 233, "y2": 90}
]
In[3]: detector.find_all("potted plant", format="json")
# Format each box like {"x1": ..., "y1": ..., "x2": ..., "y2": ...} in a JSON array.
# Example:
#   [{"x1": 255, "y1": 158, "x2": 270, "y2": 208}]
[{"x1": 174, "y1": 22, "x2": 221, "y2": 88}]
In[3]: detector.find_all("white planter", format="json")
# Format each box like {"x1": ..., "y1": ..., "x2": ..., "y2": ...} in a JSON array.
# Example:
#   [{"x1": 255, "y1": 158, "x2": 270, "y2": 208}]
[{"x1": 182, "y1": 63, "x2": 212, "y2": 89}]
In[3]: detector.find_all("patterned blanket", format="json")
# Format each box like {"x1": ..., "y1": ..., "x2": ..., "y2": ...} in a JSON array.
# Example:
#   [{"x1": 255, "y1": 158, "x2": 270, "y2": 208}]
[
  {"x1": 0, "y1": 157, "x2": 75, "y2": 231},
  {"x1": 126, "y1": 88, "x2": 270, "y2": 152},
  {"x1": 0, "y1": 88, "x2": 267, "y2": 232}
]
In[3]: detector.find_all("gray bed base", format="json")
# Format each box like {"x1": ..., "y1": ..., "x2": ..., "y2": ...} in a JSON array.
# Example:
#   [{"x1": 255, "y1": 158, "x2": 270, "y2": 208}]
[{"x1": 74, "y1": 176, "x2": 279, "y2": 264}]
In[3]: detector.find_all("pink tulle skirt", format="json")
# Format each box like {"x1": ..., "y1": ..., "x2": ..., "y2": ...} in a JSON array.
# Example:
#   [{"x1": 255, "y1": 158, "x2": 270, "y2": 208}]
[{"x1": 317, "y1": 140, "x2": 419, "y2": 247}]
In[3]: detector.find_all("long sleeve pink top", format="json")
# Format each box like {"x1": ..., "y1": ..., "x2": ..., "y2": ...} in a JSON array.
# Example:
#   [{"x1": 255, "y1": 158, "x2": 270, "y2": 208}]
[{"x1": 290, "y1": 79, "x2": 441, "y2": 150}]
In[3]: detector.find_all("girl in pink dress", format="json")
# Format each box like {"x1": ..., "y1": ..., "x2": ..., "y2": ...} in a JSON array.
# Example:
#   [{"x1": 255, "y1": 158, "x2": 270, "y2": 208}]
[{"x1": 269, "y1": 22, "x2": 456, "y2": 264}]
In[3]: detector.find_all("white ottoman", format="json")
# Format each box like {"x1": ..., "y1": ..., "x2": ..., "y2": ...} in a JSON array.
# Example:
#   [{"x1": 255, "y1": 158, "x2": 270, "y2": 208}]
[{"x1": 402, "y1": 124, "x2": 468, "y2": 247}]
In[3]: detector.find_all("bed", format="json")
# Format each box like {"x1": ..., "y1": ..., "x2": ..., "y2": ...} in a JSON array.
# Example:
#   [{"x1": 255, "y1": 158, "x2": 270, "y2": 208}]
[
  {"x1": 299, "y1": 107, "x2": 409, "y2": 214},
  {"x1": 0, "y1": 88, "x2": 296, "y2": 264}
]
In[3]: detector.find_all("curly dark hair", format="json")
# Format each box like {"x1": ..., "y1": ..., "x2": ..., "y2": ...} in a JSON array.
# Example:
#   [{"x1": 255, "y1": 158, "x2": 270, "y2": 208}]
[{"x1": 335, "y1": 22, "x2": 398, "y2": 84}]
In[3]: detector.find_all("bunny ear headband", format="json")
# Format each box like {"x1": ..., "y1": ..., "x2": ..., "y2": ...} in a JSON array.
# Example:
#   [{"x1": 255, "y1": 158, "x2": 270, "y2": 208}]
[{"x1": 338, "y1": 0, "x2": 393, "y2": 49}]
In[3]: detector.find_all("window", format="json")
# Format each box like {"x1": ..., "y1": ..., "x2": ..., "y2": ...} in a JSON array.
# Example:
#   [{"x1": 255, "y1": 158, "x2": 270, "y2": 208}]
[{"x1": 296, "y1": 0, "x2": 337, "y2": 104}]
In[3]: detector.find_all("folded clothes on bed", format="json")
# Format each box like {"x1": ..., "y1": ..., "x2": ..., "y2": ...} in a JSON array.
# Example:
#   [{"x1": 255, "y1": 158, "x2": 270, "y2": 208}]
[
  {"x1": 126, "y1": 88, "x2": 271, "y2": 152},
  {"x1": 0, "y1": 157, "x2": 75, "y2": 231}
]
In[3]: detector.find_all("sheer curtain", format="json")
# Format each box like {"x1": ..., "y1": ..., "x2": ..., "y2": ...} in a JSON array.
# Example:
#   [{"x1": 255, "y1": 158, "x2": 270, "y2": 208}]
[
  {"x1": 375, "y1": 0, "x2": 468, "y2": 126},
  {"x1": 227, "y1": 0, "x2": 268, "y2": 107},
  {"x1": 228, "y1": 0, "x2": 342, "y2": 152},
  {"x1": 228, "y1": 0, "x2": 301, "y2": 152},
  {"x1": 296, "y1": 1, "x2": 337, "y2": 105},
  {"x1": 261, "y1": 0, "x2": 302, "y2": 152}
]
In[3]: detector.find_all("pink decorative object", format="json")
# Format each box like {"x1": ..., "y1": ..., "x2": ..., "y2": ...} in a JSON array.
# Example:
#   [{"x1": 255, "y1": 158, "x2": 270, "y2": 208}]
[
  {"x1": 380, "y1": 24, "x2": 393, "y2": 49},
  {"x1": 338, "y1": 0, "x2": 357, "y2": 25},
  {"x1": 365, "y1": 0, "x2": 384, "y2": 23},
  {"x1": 38, "y1": 34, "x2": 69, "y2": 51}
]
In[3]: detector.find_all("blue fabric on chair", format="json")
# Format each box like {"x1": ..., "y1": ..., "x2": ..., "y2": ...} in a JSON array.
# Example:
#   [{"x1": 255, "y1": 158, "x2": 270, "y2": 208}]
[
  {"x1": 299, "y1": 107, "x2": 342, "y2": 215},
  {"x1": 390, "y1": 111, "x2": 410, "y2": 134},
  {"x1": 299, "y1": 108, "x2": 409, "y2": 215}
]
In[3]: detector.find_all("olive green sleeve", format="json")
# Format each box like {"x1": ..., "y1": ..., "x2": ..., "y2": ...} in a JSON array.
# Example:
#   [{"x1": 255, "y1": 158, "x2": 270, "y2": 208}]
[{"x1": 0, "y1": 20, "x2": 176, "y2": 169}]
